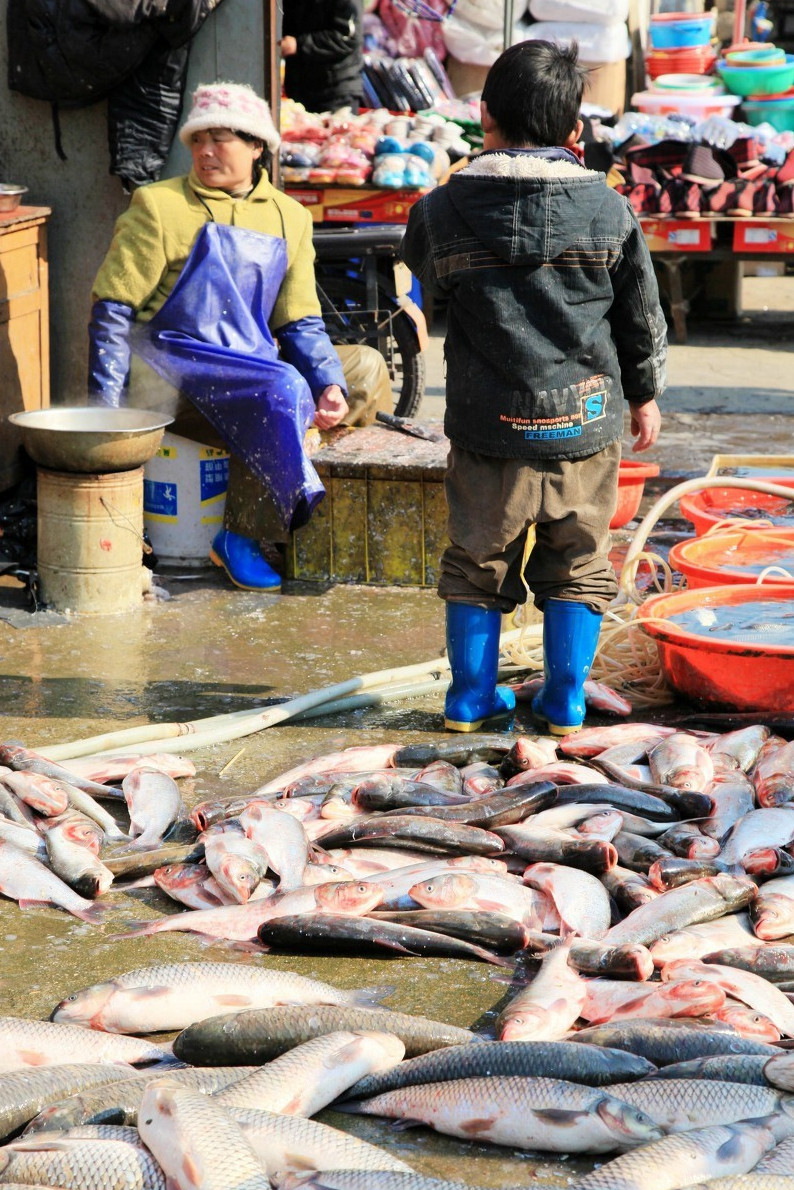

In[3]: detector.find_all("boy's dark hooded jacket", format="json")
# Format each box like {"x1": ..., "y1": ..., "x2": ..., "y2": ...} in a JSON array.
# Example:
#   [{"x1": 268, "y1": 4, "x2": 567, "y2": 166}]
[{"x1": 402, "y1": 151, "x2": 667, "y2": 461}]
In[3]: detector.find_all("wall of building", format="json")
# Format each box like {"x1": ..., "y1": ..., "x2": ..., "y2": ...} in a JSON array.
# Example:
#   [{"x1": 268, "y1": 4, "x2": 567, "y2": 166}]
[{"x1": 0, "y1": 0, "x2": 266, "y2": 405}]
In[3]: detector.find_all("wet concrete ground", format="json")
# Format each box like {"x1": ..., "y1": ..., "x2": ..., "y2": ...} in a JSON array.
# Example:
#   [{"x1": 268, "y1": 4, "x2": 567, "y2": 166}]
[{"x1": 0, "y1": 274, "x2": 792, "y2": 1186}]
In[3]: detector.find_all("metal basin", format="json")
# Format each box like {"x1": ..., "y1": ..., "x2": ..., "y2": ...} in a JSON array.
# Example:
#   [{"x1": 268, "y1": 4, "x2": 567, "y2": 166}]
[
  {"x1": 7, "y1": 407, "x2": 173, "y2": 473},
  {"x1": 0, "y1": 184, "x2": 28, "y2": 213}
]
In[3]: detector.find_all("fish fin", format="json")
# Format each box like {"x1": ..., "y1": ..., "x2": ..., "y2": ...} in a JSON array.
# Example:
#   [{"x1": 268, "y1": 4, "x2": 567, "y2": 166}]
[
  {"x1": 324, "y1": 1038, "x2": 365, "y2": 1067},
  {"x1": 716, "y1": 1131, "x2": 748, "y2": 1161},
  {"x1": 390, "y1": 1118, "x2": 426, "y2": 1132},
  {"x1": 532, "y1": 1108, "x2": 587, "y2": 1126},
  {"x1": 181, "y1": 1153, "x2": 203, "y2": 1188},
  {"x1": 18, "y1": 899, "x2": 51, "y2": 912},
  {"x1": 7, "y1": 1137, "x2": 75, "y2": 1151},
  {"x1": 350, "y1": 984, "x2": 395, "y2": 1006}
]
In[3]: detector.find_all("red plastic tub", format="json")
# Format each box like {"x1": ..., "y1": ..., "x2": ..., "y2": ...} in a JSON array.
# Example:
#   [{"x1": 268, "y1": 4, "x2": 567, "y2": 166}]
[
  {"x1": 637, "y1": 584, "x2": 794, "y2": 710},
  {"x1": 668, "y1": 527, "x2": 794, "y2": 588},
  {"x1": 679, "y1": 479, "x2": 794, "y2": 536},
  {"x1": 611, "y1": 460, "x2": 661, "y2": 530}
]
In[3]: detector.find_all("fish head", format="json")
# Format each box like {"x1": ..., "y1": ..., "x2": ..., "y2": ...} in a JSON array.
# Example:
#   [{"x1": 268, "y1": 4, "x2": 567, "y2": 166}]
[
  {"x1": 666, "y1": 764, "x2": 708, "y2": 792},
  {"x1": 217, "y1": 855, "x2": 260, "y2": 903},
  {"x1": 447, "y1": 856, "x2": 508, "y2": 874},
  {"x1": 407, "y1": 873, "x2": 474, "y2": 909},
  {"x1": 714, "y1": 1004, "x2": 780, "y2": 1042},
  {"x1": 154, "y1": 863, "x2": 199, "y2": 891},
  {"x1": 275, "y1": 800, "x2": 315, "y2": 821},
  {"x1": 50, "y1": 979, "x2": 119, "y2": 1027},
  {"x1": 320, "y1": 796, "x2": 357, "y2": 821},
  {"x1": 596, "y1": 1096, "x2": 665, "y2": 1146},
  {"x1": 750, "y1": 895, "x2": 794, "y2": 941},
  {"x1": 510, "y1": 734, "x2": 556, "y2": 769},
  {"x1": 316, "y1": 880, "x2": 384, "y2": 914},
  {"x1": 743, "y1": 848, "x2": 794, "y2": 877},
  {"x1": 351, "y1": 777, "x2": 390, "y2": 806},
  {"x1": 662, "y1": 977, "x2": 726, "y2": 1015},
  {"x1": 576, "y1": 809, "x2": 623, "y2": 839},
  {"x1": 497, "y1": 1007, "x2": 549, "y2": 1041},
  {"x1": 58, "y1": 815, "x2": 103, "y2": 853},
  {"x1": 302, "y1": 863, "x2": 351, "y2": 886},
  {"x1": 8, "y1": 772, "x2": 69, "y2": 815}
]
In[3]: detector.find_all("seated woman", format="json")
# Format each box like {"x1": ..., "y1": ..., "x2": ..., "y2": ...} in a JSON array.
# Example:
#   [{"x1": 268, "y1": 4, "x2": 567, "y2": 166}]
[{"x1": 88, "y1": 80, "x2": 390, "y2": 591}]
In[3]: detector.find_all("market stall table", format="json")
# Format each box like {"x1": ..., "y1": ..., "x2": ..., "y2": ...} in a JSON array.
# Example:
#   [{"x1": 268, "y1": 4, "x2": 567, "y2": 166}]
[{"x1": 640, "y1": 215, "x2": 794, "y2": 344}]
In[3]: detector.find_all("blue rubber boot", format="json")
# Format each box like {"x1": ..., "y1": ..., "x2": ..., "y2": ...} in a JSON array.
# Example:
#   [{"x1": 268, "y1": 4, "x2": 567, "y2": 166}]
[
  {"x1": 210, "y1": 530, "x2": 282, "y2": 592},
  {"x1": 444, "y1": 602, "x2": 516, "y2": 733},
  {"x1": 532, "y1": 598, "x2": 602, "y2": 736}
]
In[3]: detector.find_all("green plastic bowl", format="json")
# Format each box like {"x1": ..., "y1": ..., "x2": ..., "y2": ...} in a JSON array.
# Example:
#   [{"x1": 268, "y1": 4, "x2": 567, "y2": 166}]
[
  {"x1": 718, "y1": 55, "x2": 794, "y2": 96},
  {"x1": 741, "y1": 94, "x2": 794, "y2": 131}
]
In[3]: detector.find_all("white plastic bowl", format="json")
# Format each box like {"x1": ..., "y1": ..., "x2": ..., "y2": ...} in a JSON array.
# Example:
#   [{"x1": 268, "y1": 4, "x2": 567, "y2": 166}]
[{"x1": 631, "y1": 89, "x2": 742, "y2": 118}]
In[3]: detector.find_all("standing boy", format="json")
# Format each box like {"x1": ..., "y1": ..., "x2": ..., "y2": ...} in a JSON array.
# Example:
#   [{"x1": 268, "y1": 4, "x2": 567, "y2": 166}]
[{"x1": 402, "y1": 40, "x2": 666, "y2": 735}]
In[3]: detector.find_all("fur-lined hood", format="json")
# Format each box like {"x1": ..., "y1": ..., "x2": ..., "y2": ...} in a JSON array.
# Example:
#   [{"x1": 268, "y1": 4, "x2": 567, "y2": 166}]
[{"x1": 447, "y1": 149, "x2": 612, "y2": 266}]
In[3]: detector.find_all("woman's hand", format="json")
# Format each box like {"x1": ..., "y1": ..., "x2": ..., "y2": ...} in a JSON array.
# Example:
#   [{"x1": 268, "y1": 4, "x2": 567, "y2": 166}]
[
  {"x1": 313, "y1": 385, "x2": 349, "y2": 430},
  {"x1": 280, "y1": 36, "x2": 297, "y2": 56}
]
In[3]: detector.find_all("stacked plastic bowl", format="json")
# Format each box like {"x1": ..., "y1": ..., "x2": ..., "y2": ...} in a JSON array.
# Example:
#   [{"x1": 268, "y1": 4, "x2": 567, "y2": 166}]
[
  {"x1": 646, "y1": 11, "x2": 717, "y2": 84},
  {"x1": 718, "y1": 43, "x2": 794, "y2": 131}
]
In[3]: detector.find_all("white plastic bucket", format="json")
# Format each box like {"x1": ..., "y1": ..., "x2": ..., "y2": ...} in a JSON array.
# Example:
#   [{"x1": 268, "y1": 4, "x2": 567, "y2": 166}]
[{"x1": 143, "y1": 432, "x2": 229, "y2": 567}]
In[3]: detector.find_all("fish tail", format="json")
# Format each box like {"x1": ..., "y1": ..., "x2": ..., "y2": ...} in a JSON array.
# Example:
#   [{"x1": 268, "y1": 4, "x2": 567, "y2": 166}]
[
  {"x1": 108, "y1": 919, "x2": 159, "y2": 939},
  {"x1": 350, "y1": 984, "x2": 395, "y2": 1006},
  {"x1": 330, "y1": 1098, "x2": 365, "y2": 1114},
  {"x1": 74, "y1": 900, "x2": 110, "y2": 924}
]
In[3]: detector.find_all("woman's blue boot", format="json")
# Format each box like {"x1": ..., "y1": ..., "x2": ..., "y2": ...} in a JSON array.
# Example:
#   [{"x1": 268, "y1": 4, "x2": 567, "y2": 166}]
[
  {"x1": 444, "y1": 602, "x2": 516, "y2": 733},
  {"x1": 210, "y1": 530, "x2": 282, "y2": 591},
  {"x1": 532, "y1": 598, "x2": 602, "y2": 736}
]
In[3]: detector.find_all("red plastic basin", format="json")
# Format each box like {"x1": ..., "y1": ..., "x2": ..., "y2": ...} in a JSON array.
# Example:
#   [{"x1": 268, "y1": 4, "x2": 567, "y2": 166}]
[
  {"x1": 637, "y1": 584, "x2": 794, "y2": 710},
  {"x1": 679, "y1": 479, "x2": 794, "y2": 536},
  {"x1": 668, "y1": 527, "x2": 794, "y2": 588},
  {"x1": 611, "y1": 460, "x2": 661, "y2": 530}
]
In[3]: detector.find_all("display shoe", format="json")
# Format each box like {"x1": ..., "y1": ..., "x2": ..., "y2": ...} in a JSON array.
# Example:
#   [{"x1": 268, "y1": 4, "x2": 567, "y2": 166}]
[
  {"x1": 532, "y1": 598, "x2": 603, "y2": 736},
  {"x1": 443, "y1": 602, "x2": 516, "y2": 733},
  {"x1": 621, "y1": 182, "x2": 658, "y2": 214},
  {"x1": 210, "y1": 530, "x2": 282, "y2": 591}
]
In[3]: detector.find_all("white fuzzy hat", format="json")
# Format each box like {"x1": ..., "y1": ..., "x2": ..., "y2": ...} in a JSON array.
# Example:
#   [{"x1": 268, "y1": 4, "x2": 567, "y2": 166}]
[{"x1": 179, "y1": 82, "x2": 281, "y2": 153}]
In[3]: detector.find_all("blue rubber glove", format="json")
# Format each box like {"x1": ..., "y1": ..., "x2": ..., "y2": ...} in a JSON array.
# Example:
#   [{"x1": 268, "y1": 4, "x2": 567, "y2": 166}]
[
  {"x1": 276, "y1": 315, "x2": 346, "y2": 401},
  {"x1": 87, "y1": 299, "x2": 135, "y2": 407}
]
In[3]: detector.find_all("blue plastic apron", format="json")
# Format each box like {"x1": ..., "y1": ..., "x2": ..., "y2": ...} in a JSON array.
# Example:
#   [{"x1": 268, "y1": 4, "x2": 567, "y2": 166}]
[{"x1": 132, "y1": 221, "x2": 323, "y2": 533}]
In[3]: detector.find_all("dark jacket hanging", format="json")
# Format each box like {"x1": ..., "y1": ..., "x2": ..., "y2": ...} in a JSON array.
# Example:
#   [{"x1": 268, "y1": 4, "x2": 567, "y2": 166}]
[{"x1": 6, "y1": 0, "x2": 224, "y2": 189}]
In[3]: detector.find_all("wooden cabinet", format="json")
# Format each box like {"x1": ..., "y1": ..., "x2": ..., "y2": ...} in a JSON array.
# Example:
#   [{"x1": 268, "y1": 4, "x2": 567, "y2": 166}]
[{"x1": 0, "y1": 206, "x2": 51, "y2": 491}]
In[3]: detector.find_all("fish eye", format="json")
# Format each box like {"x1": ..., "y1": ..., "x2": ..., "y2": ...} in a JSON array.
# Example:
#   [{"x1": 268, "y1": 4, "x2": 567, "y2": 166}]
[{"x1": 356, "y1": 884, "x2": 368, "y2": 893}]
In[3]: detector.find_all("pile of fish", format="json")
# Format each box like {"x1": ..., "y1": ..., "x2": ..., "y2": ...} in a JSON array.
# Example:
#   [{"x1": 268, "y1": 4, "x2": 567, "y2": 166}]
[
  {"x1": 2, "y1": 958, "x2": 794, "y2": 1188},
  {"x1": 7, "y1": 723, "x2": 794, "y2": 1184}
]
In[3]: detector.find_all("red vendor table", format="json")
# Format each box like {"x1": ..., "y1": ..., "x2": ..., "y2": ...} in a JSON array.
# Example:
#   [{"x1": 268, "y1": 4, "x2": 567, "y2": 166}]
[{"x1": 286, "y1": 186, "x2": 429, "y2": 224}]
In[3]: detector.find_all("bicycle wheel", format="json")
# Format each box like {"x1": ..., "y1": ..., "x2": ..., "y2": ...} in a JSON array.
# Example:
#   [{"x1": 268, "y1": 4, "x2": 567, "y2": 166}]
[{"x1": 317, "y1": 277, "x2": 425, "y2": 417}]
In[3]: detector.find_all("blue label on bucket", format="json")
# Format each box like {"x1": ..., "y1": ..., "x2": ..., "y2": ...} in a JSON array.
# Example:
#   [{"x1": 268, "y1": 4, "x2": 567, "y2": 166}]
[
  {"x1": 200, "y1": 457, "x2": 230, "y2": 505},
  {"x1": 144, "y1": 479, "x2": 178, "y2": 522}
]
